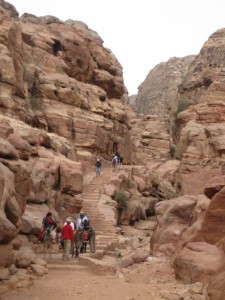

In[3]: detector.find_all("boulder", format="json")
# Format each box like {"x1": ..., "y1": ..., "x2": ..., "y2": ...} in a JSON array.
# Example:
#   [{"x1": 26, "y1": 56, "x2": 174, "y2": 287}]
[
  {"x1": 153, "y1": 195, "x2": 198, "y2": 254},
  {"x1": 0, "y1": 245, "x2": 14, "y2": 268},
  {"x1": 0, "y1": 268, "x2": 10, "y2": 281},
  {"x1": 14, "y1": 247, "x2": 36, "y2": 268},
  {"x1": 198, "y1": 186, "x2": 225, "y2": 244},
  {"x1": 7, "y1": 134, "x2": 34, "y2": 160},
  {"x1": 30, "y1": 264, "x2": 47, "y2": 276},
  {"x1": 174, "y1": 242, "x2": 225, "y2": 284},
  {"x1": 120, "y1": 257, "x2": 134, "y2": 268},
  {"x1": 59, "y1": 158, "x2": 83, "y2": 195},
  {"x1": 0, "y1": 138, "x2": 18, "y2": 159},
  {"x1": 130, "y1": 251, "x2": 149, "y2": 263},
  {"x1": 204, "y1": 175, "x2": 225, "y2": 199},
  {"x1": 207, "y1": 269, "x2": 225, "y2": 300},
  {"x1": 20, "y1": 204, "x2": 50, "y2": 234}
]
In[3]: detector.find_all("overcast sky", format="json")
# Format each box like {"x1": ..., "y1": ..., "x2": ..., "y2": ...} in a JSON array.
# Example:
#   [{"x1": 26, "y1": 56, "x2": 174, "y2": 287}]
[{"x1": 8, "y1": 0, "x2": 225, "y2": 95}]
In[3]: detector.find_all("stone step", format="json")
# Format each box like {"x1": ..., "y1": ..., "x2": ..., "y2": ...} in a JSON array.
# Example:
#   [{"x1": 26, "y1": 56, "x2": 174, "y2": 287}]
[
  {"x1": 78, "y1": 254, "x2": 117, "y2": 274},
  {"x1": 48, "y1": 264, "x2": 89, "y2": 271}
]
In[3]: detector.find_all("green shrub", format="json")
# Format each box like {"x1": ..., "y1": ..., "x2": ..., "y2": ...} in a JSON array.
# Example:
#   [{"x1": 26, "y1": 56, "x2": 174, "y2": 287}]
[
  {"x1": 114, "y1": 190, "x2": 129, "y2": 210},
  {"x1": 127, "y1": 176, "x2": 134, "y2": 188},
  {"x1": 174, "y1": 99, "x2": 190, "y2": 120},
  {"x1": 30, "y1": 96, "x2": 43, "y2": 111},
  {"x1": 166, "y1": 190, "x2": 178, "y2": 200}
]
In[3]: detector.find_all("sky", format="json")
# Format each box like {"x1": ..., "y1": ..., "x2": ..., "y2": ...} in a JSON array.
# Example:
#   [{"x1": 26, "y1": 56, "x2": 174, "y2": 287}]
[{"x1": 8, "y1": 0, "x2": 225, "y2": 95}]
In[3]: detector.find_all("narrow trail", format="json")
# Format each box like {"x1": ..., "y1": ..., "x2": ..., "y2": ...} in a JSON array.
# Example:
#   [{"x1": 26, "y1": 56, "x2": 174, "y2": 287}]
[
  {"x1": 1, "y1": 166, "x2": 190, "y2": 300},
  {"x1": 81, "y1": 166, "x2": 119, "y2": 254}
]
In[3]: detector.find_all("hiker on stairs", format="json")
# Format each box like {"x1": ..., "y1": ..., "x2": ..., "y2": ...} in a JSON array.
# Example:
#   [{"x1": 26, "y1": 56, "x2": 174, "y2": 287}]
[{"x1": 95, "y1": 158, "x2": 101, "y2": 176}]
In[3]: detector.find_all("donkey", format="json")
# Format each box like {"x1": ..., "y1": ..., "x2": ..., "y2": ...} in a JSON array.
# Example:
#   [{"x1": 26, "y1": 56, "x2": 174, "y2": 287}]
[{"x1": 43, "y1": 226, "x2": 57, "y2": 260}]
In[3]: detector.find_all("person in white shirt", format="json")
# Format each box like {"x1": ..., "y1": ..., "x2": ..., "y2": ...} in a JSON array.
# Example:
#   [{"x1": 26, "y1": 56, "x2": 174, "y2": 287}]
[
  {"x1": 76, "y1": 210, "x2": 96, "y2": 253},
  {"x1": 76, "y1": 211, "x2": 88, "y2": 230}
]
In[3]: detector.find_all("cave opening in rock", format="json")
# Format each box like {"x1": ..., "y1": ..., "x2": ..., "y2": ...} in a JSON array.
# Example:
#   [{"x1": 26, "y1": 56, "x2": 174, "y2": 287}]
[{"x1": 53, "y1": 40, "x2": 62, "y2": 56}]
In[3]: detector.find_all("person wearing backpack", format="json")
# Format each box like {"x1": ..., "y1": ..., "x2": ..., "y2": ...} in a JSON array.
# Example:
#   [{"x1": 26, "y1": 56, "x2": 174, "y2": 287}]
[{"x1": 95, "y1": 159, "x2": 101, "y2": 176}]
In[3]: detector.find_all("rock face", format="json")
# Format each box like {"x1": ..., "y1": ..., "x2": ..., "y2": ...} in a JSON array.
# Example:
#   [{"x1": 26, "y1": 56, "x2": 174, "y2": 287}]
[
  {"x1": 136, "y1": 56, "x2": 195, "y2": 116},
  {"x1": 175, "y1": 29, "x2": 225, "y2": 194},
  {"x1": 0, "y1": 1, "x2": 134, "y2": 164},
  {"x1": 129, "y1": 115, "x2": 171, "y2": 164},
  {"x1": 132, "y1": 56, "x2": 195, "y2": 166},
  {"x1": 179, "y1": 28, "x2": 225, "y2": 105},
  {"x1": 0, "y1": 0, "x2": 134, "y2": 292},
  {"x1": 135, "y1": 27, "x2": 225, "y2": 293}
]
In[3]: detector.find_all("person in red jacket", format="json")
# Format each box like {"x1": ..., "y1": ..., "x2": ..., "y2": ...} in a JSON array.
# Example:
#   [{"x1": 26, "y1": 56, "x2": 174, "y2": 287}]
[{"x1": 62, "y1": 217, "x2": 74, "y2": 260}]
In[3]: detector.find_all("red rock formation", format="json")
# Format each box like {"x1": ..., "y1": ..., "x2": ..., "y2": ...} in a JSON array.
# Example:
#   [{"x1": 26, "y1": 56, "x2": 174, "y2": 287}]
[
  {"x1": 0, "y1": 0, "x2": 134, "y2": 291},
  {"x1": 136, "y1": 56, "x2": 195, "y2": 116}
]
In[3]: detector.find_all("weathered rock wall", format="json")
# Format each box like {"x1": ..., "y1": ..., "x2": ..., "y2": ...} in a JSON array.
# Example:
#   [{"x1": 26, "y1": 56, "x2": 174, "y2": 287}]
[
  {"x1": 136, "y1": 56, "x2": 195, "y2": 116},
  {"x1": 135, "y1": 27, "x2": 225, "y2": 293},
  {"x1": 175, "y1": 29, "x2": 225, "y2": 194},
  {"x1": 0, "y1": 0, "x2": 135, "y2": 292},
  {"x1": 0, "y1": 1, "x2": 134, "y2": 164}
]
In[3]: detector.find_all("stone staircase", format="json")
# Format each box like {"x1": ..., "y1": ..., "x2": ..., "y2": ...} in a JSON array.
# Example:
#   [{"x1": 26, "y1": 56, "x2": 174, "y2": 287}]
[{"x1": 80, "y1": 168, "x2": 119, "y2": 257}]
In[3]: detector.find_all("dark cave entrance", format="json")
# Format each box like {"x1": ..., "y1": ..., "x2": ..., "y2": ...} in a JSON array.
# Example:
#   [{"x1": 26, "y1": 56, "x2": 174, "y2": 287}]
[{"x1": 53, "y1": 40, "x2": 62, "y2": 56}]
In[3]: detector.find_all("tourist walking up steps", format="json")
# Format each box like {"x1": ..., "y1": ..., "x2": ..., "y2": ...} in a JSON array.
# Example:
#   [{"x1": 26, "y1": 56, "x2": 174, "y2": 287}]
[
  {"x1": 62, "y1": 217, "x2": 74, "y2": 260},
  {"x1": 112, "y1": 155, "x2": 117, "y2": 172},
  {"x1": 95, "y1": 158, "x2": 101, "y2": 176}
]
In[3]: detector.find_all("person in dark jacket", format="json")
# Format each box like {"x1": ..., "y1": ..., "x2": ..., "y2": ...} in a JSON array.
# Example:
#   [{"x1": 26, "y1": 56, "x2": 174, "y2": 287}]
[
  {"x1": 38, "y1": 212, "x2": 57, "y2": 242},
  {"x1": 95, "y1": 158, "x2": 101, "y2": 176},
  {"x1": 43, "y1": 212, "x2": 57, "y2": 229},
  {"x1": 62, "y1": 217, "x2": 74, "y2": 260}
]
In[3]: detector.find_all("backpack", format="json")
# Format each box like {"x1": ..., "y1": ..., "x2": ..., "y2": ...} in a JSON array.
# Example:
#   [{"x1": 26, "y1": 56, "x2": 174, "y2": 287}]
[{"x1": 96, "y1": 161, "x2": 101, "y2": 167}]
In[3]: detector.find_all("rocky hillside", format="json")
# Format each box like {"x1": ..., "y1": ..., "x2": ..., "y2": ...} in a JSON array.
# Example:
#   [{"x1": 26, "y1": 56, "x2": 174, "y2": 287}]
[
  {"x1": 0, "y1": 0, "x2": 135, "y2": 164},
  {"x1": 175, "y1": 29, "x2": 225, "y2": 195},
  {"x1": 2, "y1": 1, "x2": 225, "y2": 298},
  {"x1": 134, "y1": 27, "x2": 225, "y2": 299},
  {"x1": 179, "y1": 28, "x2": 225, "y2": 104},
  {"x1": 135, "y1": 56, "x2": 195, "y2": 116},
  {"x1": 0, "y1": 0, "x2": 137, "y2": 289}
]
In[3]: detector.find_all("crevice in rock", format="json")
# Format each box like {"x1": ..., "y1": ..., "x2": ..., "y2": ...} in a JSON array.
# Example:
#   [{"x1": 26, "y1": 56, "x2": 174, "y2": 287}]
[{"x1": 52, "y1": 40, "x2": 62, "y2": 56}]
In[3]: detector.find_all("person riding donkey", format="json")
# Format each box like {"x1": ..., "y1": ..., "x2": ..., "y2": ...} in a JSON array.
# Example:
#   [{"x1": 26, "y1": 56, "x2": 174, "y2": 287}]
[
  {"x1": 38, "y1": 212, "x2": 57, "y2": 242},
  {"x1": 76, "y1": 210, "x2": 96, "y2": 253}
]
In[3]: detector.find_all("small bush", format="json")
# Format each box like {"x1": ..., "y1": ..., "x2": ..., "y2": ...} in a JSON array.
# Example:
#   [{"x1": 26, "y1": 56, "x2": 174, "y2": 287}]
[
  {"x1": 127, "y1": 176, "x2": 134, "y2": 188},
  {"x1": 114, "y1": 190, "x2": 129, "y2": 210},
  {"x1": 174, "y1": 99, "x2": 190, "y2": 120},
  {"x1": 166, "y1": 190, "x2": 178, "y2": 200}
]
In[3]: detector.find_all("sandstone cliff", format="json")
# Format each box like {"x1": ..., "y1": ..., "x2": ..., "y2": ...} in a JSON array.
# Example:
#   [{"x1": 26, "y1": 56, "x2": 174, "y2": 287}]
[
  {"x1": 0, "y1": 0, "x2": 136, "y2": 290},
  {"x1": 0, "y1": 1, "x2": 135, "y2": 164},
  {"x1": 136, "y1": 56, "x2": 195, "y2": 116},
  {"x1": 134, "y1": 27, "x2": 225, "y2": 296},
  {"x1": 175, "y1": 29, "x2": 225, "y2": 194}
]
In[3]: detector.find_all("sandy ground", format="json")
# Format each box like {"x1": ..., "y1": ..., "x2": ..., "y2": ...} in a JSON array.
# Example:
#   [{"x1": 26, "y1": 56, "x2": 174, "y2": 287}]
[
  {"x1": 0, "y1": 256, "x2": 187, "y2": 300},
  {"x1": 0, "y1": 221, "x2": 188, "y2": 300}
]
